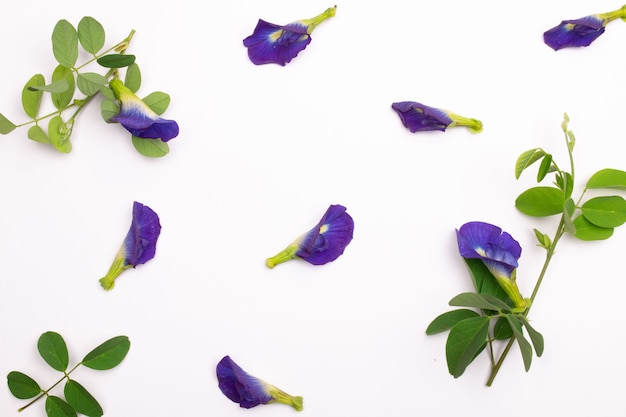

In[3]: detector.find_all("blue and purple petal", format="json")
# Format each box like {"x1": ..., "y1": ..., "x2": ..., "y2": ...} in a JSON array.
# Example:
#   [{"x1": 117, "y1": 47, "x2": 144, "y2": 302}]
[
  {"x1": 243, "y1": 6, "x2": 336, "y2": 66},
  {"x1": 216, "y1": 356, "x2": 303, "y2": 411},
  {"x1": 99, "y1": 201, "x2": 161, "y2": 290},
  {"x1": 109, "y1": 79, "x2": 179, "y2": 142},
  {"x1": 543, "y1": 15, "x2": 606, "y2": 51},
  {"x1": 265, "y1": 204, "x2": 354, "y2": 268},
  {"x1": 392, "y1": 101, "x2": 483, "y2": 133}
]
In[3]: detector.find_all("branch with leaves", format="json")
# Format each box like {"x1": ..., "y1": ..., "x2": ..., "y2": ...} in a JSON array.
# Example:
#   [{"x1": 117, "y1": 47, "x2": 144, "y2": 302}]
[
  {"x1": 427, "y1": 114, "x2": 626, "y2": 386},
  {"x1": 0, "y1": 16, "x2": 178, "y2": 157},
  {"x1": 7, "y1": 331, "x2": 130, "y2": 417}
]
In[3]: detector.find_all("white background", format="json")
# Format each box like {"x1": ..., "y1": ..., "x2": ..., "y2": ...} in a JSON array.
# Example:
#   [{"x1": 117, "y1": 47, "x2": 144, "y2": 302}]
[{"x1": 1, "y1": 1, "x2": 626, "y2": 416}]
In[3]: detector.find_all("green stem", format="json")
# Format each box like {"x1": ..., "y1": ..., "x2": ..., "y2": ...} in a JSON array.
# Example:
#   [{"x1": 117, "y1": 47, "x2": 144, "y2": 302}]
[
  {"x1": 74, "y1": 29, "x2": 136, "y2": 71},
  {"x1": 17, "y1": 363, "x2": 81, "y2": 412}
]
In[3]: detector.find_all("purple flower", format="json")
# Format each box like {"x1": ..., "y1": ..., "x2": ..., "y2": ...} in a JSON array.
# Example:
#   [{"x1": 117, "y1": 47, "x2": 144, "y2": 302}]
[
  {"x1": 543, "y1": 6, "x2": 626, "y2": 51},
  {"x1": 99, "y1": 201, "x2": 161, "y2": 290},
  {"x1": 216, "y1": 356, "x2": 303, "y2": 411},
  {"x1": 243, "y1": 6, "x2": 336, "y2": 66},
  {"x1": 109, "y1": 79, "x2": 179, "y2": 142},
  {"x1": 456, "y1": 221, "x2": 528, "y2": 309},
  {"x1": 266, "y1": 204, "x2": 354, "y2": 268},
  {"x1": 391, "y1": 101, "x2": 483, "y2": 133}
]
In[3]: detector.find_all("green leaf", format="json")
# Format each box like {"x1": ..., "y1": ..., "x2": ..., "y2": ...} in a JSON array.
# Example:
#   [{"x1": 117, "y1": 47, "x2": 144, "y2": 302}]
[
  {"x1": 555, "y1": 172, "x2": 574, "y2": 199},
  {"x1": 581, "y1": 196, "x2": 626, "y2": 228},
  {"x1": 517, "y1": 316, "x2": 544, "y2": 357},
  {"x1": 97, "y1": 54, "x2": 136, "y2": 69},
  {"x1": 563, "y1": 198, "x2": 577, "y2": 235},
  {"x1": 51, "y1": 65, "x2": 75, "y2": 110},
  {"x1": 463, "y1": 258, "x2": 509, "y2": 302},
  {"x1": 46, "y1": 395, "x2": 77, "y2": 417},
  {"x1": 28, "y1": 79, "x2": 69, "y2": 94},
  {"x1": 48, "y1": 116, "x2": 72, "y2": 153},
  {"x1": 515, "y1": 148, "x2": 545, "y2": 179},
  {"x1": 426, "y1": 309, "x2": 479, "y2": 335},
  {"x1": 533, "y1": 228, "x2": 552, "y2": 249},
  {"x1": 536, "y1": 154, "x2": 553, "y2": 182},
  {"x1": 505, "y1": 315, "x2": 533, "y2": 372},
  {"x1": 64, "y1": 380, "x2": 103, "y2": 417},
  {"x1": 573, "y1": 215, "x2": 614, "y2": 241},
  {"x1": 77, "y1": 16, "x2": 105, "y2": 54},
  {"x1": 101, "y1": 99, "x2": 119, "y2": 123},
  {"x1": 77, "y1": 72, "x2": 107, "y2": 96},
  {"x1": 445, "y1": 316, "x2": 490, "y2": 378},
  {"x1": 587, "y1": 168, "x2": 626, "y2": 191},
  {"x1": 28, "y1": 125, "x2": 50, "y2": 143},
  {"x1": 515, "y1": 186, "x2": 564, "y2": 217},
  {"x1": 124, "y1": 63, "x2": 141, "y2": 93},
  {"x1": 52, "y1": 19, "x2": 78, "y2": 68},
  {"x1": 449, "y1": 292, "x2": 512, "y2": 313},
  {"x1": 82, "y1": 336, "x2": 130, "y2": 370},
  {"x1": 7, "y1": 371, "x2": 42, "y2": 399},
  {"x1": 99, "y1": 86, "x2": 116, "y2": 101},
  {"x1": 22, "y1": 74, "x2": 45, "y2": 118},
  {"x1": 142, "y1": 91, "x2": 170, "y2": 115},
  {"x1": 0, "y1": 113, "x2": 17, "y2": 134},
  {"x1": 37, "y1": 331, "x2": 69, "y2": 372},
  {"x1": 132, "y1": 136, "x2": 170, "y2": 157},
  {"x1": 493, "y1": 317, "x2": 513, "y2": 340}
]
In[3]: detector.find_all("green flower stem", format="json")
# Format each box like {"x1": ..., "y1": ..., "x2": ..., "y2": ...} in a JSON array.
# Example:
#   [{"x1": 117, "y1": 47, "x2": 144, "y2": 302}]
[
  {"x1": 268, "y1": 387, "x2": 304, "y2": 411},
  {"x1": 448, "y1": 112, "x2": 483, "y2": 133},
  {"x1": 17, "y1": 363, "x2": 81, "y2": 412},
  {"x1": 302, "y1": 5, "x2": 337, "y2": 34},
  {"x1": 265, "y1": 244, "x2": 299, "y2": 269},
  {"x1": 487, "y1": 116, "x2": 575, "y2": 387},
  {"x1": 599, "y1": 5, "x2": 626, "y2": 23}
]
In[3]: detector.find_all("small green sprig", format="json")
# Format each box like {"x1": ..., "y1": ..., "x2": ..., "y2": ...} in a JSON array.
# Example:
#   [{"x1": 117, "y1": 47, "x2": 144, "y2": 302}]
[
  {"x1": 0, "y1": 16, "x2": 175, "y2": 157},
  {"x1": 7, "y1": 331, "x2": 130, "y2": 417},
  {"x1": 427, "y1": 114, "x2": 626, "y2": 386}
]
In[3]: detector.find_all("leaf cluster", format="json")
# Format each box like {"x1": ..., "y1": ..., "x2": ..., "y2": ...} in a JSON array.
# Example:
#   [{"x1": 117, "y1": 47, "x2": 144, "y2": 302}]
[
  {"x1": 426, "y1": 259, "x2": 543, "y2": 378},
  {"x1": 515, "y1": 117, "x2": 626, "y2": 242},
  {"x1": 7, "y1": 332, "x2": 130, "y2": 417},
  {"x1": 0, "y1": 16, "x2": 172, "y2": 157}
]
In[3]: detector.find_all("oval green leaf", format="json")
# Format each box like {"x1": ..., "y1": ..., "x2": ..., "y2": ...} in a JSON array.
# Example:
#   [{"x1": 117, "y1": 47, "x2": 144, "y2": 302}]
[
  {"x1": 448, "y1": 292, "x2": 511, "y2": 313},
  {"x1": 7, "y1": 371, "x2": 42, "y2": 399},
  {"x1": 515, "y1": 186, "x2": 564, "y2": 217},
  {"x1": 517, "y1": 316, "x2": 544, "y2": 357},
  {"x1": 132, "y1": 136, "x2": 170, "y2": 158},
  {"x1": 28, "y1": 79, "x2": 69, "y2": 94},
  {"x1": 28, "y1": 125, "x2": 50, "y2": 144},
  {"x1": 536, "y1": 154, "x2": 553, "y2": 182},
  {"x1": 48, "y1": 116, "x2": 72, "y2": 153},
  {"x1": 124, "y1": 63, "x2": 141, "y2": 93},
  {"x1": 52, "y1": 19, "x2": 78, "y2": 68},
  {"x1": 0, "y1": 113, "x2": 17, "y2": 134},
  {"x1": 97, "y1": 54, "x2": 136, "y2": 69},
  {"x1": 82, "y1": 336, "x2": 130, "y2": 370},
  {"x1": 101, "y1": 99, "x2": 119, "y2": 123},
  {"x1": 446, "y1": 316, "x2": 490, "y2": 378},
  {"x1": 46, "y1": 395, "x2": 77, "y2": 417},
  {"x1": 581, "y1": 196, "x2": 626, "y2": 228},
  {"x1": 587, "y1": 168, "x2": 626, "y2": 191},
  {"x1": 515, "y1": 148, "x2": 545, "y2": 179},
  {"x1": 142, "y1": 91, "x2": 170, "y2": 115},
  {"x1": 493, "y1": 317, "x2": 513, "y2": 340},
  {"x1": 22, "y1": 74, "x2": 45, "y2": 118},
  {"x1": 37, "y1": 331, "x2": 69, "y2": 372},
  {"x1": 51, "y1": 65, "x2": 75, "y2": 110},
  {"x1": 77, "y1": 72, "x2": 107, "y2": 96},
  {"x1": 573, "y1": 215, "x2": 614, "y2": 241},
  {"x1": 64, "y1": 380, "x2": 103, "y2": 417},
  {"x1": 505, "y1": 315, "x2": 533, "y2": 371},
  {"x1": 426, "y1": 309, "x2": 479, "y2": 335},
  {"x1": 77, "y1": 16, "x2": 105, "y2": 54}
]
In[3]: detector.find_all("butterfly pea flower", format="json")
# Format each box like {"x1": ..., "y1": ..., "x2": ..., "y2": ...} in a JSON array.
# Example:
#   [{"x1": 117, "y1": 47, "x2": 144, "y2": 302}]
[
  {"x1": 456, "y1": 221, "x2": 529, "y2": 310},
  {"x1": 99, "y1": 201, "x2": 161, "y2": 290},
  {"x1": 216, "y1": 355, "x2": 303, "y2": 411},
  {"x1": 243, "y1": 5, "x2": 337, "y2": 66},
  {"x1": 391, "y1": 101, "x2": 483, "y2": 134},
  {"x1": 543, "y1": 5, "x2": 626, "y2": 51},
  {"x1": 109, "y1": 79, "x2": 179, "y2": 141},
  {"x1": 266, "y1": 204, "x2": 354, "y2": 268}
]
